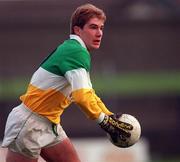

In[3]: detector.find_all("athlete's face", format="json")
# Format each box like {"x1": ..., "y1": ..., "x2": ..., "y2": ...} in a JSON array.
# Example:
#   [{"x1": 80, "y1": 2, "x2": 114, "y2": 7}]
[{"x1": 75, "y1": 17, "x2": 104, "y2": 51}]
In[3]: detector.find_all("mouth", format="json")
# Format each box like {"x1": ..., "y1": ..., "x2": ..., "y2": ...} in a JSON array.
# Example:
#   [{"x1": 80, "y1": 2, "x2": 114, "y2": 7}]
[{"x1": 93, "y1": 40, "x2": 101, "y2": 45}]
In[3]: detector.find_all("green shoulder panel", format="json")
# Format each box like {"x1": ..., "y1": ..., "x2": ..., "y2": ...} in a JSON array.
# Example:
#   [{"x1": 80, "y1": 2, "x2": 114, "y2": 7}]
[{"x1": 41, "y1": 39, "x2": 91, "y2": 76}]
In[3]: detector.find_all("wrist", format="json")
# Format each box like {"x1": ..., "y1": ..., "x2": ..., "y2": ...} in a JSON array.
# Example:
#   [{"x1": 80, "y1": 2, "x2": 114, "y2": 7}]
[{"x1": 96, "y1": 112, "x2": 106, "y2": 123}]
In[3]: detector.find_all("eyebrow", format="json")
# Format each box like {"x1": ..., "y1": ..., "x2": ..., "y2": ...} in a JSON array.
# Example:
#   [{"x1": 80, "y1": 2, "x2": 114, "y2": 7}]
[{"x1": 89, "y1": 23, "x2": 104, "y2": 28}]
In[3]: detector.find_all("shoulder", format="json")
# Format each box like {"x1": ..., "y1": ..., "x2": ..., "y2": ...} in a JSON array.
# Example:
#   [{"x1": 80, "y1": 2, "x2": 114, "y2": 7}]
[
  {"x1": 59, "y1": 39, "x2": 91, "y2": 67},
  {"x1": 41, "y1": 39, "x2": 91, "y2": 76},
  {"x1": 59, "y1": 39, "x2": 89, "y2": 56},
  {"x1": 56, "y1": 39, "x2": 91, "y2": 75}
]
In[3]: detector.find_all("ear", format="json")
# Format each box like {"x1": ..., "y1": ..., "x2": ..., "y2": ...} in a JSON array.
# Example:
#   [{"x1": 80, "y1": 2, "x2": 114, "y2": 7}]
[{"x1": 73, "y1": 26, "x2": 81, "y2": 36}]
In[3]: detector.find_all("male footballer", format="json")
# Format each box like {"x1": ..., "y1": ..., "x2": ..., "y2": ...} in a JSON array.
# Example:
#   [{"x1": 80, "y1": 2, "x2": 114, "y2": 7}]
[{"x1": 2, "y1": 3, "x2": 132, "y2": 162}]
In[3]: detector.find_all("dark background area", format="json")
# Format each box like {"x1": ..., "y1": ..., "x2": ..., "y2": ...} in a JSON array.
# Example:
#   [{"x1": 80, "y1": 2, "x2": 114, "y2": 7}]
[{"x1": 0, "y1": 0, "x2": 180, "y2": 160}]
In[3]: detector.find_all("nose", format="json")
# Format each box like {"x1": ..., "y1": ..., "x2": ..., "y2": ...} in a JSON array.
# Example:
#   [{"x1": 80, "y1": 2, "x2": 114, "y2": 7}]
[{"x1": 96, "y1": 28, "x2": 103, "y2": 37}]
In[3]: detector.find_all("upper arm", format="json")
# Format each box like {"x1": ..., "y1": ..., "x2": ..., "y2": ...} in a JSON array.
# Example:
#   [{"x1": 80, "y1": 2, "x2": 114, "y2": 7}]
[{"x1": 65, "y1": 68, "x2": 92, "y2": 91}]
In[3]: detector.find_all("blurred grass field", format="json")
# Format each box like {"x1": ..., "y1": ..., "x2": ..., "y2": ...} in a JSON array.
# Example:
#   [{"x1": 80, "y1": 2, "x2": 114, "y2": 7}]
[
  {"x1": 93, "y1": 72, "x2": 180, "y2": 96},
  {"x1": 1, "y1": 71, "x2": 180, "y2": 99}
]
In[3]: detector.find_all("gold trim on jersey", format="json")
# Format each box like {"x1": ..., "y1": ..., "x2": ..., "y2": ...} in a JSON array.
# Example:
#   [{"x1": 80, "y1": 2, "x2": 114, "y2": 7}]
[{"x1": 20, "y1": 84, "x2": 71, "y2": 124}]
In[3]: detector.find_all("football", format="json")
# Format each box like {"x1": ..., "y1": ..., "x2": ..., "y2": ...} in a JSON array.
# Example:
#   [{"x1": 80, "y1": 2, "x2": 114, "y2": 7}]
[{"x1": 107, "y1": 114, "x2": 141, "y2": 148}]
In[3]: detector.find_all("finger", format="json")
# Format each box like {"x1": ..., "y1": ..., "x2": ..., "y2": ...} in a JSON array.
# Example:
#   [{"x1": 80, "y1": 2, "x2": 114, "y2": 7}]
[
  {"x1": 118, "y1": 121, "x2": 133, "y2": 130},
  {"x1": 117, "y1": 128, "x2": 131, "y2": 138}
]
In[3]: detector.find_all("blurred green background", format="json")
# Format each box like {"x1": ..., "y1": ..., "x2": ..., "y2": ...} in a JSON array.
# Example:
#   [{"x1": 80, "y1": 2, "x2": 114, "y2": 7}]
[{"x1": 0, "y1": 0, "x2": 180, "y2": 162}]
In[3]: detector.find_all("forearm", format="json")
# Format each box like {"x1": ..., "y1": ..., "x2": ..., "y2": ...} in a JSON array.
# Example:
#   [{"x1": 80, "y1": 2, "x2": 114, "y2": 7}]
[
  {"x1": 94, "y1": 94, "x2": 113, "y2": 115},
  {"x1": 72, "y1": 88, "x2": 110, "y2": 120}
]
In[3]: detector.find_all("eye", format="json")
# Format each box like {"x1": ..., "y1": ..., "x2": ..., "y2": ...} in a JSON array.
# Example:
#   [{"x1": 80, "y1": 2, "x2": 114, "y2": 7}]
[
  {"x1": 100, "y1": 25, "x2": 104, "y2": 31},
  {"x1": 89, "y1": 24, "x2": 98, "y2": 29}
]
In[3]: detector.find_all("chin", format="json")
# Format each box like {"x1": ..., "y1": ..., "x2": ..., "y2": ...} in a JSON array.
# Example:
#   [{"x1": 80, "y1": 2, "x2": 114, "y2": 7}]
[
  {"x1": 93, "y1": 45, "x2": 100, "y2": 49},
  {"x1": 88, "y1": 46, "x2": 100, "y2": 51}
]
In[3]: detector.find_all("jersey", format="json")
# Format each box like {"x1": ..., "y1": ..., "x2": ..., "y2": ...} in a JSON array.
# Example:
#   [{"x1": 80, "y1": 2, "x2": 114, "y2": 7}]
[{"x1": 20, "y1": 35, "x2": 112, "y2": 124}]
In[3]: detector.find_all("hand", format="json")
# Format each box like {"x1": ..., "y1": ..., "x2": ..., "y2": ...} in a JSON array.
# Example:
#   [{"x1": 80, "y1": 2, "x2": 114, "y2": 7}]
[{"x1": 99, "y1": 114, "x2": 133, "y2": 138}]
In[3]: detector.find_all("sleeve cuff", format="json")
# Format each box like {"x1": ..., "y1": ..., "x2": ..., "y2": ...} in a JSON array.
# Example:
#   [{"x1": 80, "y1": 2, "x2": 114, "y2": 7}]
[{"x1": 96, "y1": 112, "x2": 105, "y2": 123}]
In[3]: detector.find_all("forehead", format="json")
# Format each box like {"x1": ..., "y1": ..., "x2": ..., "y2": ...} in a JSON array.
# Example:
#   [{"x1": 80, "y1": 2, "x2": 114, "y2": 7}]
[{"x1": 86, "y1": 17, "x2": 105, "y2": 26}]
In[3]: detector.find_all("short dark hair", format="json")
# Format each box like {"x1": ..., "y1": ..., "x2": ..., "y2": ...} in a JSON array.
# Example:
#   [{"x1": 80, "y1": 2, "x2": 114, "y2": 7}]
[{"x1": 70, "y1": 3, "x2": 106, "y2": 34}]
